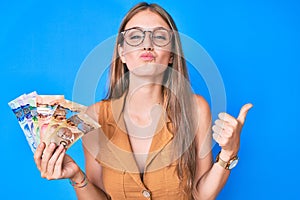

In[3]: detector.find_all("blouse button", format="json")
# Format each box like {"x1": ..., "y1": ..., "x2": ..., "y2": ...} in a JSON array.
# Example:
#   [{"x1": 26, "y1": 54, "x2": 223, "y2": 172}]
[{"x1": 142, "y1": 189, "x2": 151, "y2": 198}]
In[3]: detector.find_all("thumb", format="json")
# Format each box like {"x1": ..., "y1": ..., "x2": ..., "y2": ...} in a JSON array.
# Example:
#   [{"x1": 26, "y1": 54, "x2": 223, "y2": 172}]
[{"x1": 237, "y1": 103, "x2": 253, "y2": 124}]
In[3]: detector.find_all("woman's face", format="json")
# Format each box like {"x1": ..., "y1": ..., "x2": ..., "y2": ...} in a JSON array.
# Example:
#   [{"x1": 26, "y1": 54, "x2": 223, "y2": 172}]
[{"x1": 119, "y1": 10, "x2": 173, "y2": 76}]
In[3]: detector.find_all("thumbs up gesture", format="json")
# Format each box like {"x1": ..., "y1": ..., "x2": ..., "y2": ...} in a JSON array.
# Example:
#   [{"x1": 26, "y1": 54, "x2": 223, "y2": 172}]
[{"x1": 212, "y1": 103, "x2": 253, "y2": 160}]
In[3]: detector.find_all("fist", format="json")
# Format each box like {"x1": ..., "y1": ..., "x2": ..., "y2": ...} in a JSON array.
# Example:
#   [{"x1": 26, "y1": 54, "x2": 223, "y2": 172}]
[{"x1": 212, "y1": 103, "x2": 253, "y2": 160}]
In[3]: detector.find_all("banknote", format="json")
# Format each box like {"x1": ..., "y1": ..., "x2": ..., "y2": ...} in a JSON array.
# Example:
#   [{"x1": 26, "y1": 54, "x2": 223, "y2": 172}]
[
  {"x1": 10, "y1": 92, "x2": 100, "y2": 152},
  {"x1": 8, "y1": 94, "x2": 37, "y2": 152},
  {"x1": 44, "y1": 112, "x2": 101, "y2": 149},
  {"x1": 25, "y1": 91, "x2": 39, "y2": 144},
  {"x1": 36, "y1": 95, "x2": 65, "y2": 142},
  {"x1": 42, "y1": 99, "x2": 87, "y2": 143}
]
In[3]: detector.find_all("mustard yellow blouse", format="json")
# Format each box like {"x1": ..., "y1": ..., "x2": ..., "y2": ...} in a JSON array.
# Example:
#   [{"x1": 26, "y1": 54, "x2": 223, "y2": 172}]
[{"x1": 94, "y1": 95, "x2": 189, "y2": 200}]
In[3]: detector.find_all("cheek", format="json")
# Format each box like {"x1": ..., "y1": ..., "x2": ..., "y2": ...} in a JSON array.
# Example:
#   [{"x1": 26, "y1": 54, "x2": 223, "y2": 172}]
[
  {"x1": 123, "y1": 52, "x2": 139, "y2": 70},
  {"x1": 155, "y1": 50, "x2": 172, "y2": 65}
]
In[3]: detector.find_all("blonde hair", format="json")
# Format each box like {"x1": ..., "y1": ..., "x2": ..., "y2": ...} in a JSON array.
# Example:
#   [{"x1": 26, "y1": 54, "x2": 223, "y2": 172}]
[{"x1": 106, "y1": 2, "x2": 197, "y2": 198}]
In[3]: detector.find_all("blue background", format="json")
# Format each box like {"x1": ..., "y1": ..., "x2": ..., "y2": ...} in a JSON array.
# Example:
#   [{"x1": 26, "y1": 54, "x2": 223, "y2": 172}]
[{"x1": 1, "y1": 0, "x2": 299, "y2": 199}]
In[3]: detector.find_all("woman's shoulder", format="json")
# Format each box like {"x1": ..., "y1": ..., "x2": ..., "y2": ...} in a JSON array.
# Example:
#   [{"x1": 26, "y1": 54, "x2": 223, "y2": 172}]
[
  {"x1": 192, "y1": 94, "x2": 210, "y2": 113},
  {"x1": 90, "y1": 99, "x2": 111, "y2": 108},
  {"x1": 192, "y1": 94, "x2": 211, "y2": 125},
  {"x1": 86, "y1": 99, "x2": 111, "y2": 122}
]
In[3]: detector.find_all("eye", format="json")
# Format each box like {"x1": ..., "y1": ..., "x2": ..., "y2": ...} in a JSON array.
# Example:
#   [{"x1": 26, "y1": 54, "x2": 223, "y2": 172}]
[
  {"x1": 126, "y1": 29, "x2": 144, "y2": 41},
  {"x1": 129, "y1": 35, "x2": 143, "y2": 40},
  {"x1": 154, "y1": 35, "x2": 167, "y2": 40},
  {"x1": 153, "y1": 30, "x2": 169, "y2": 41}
]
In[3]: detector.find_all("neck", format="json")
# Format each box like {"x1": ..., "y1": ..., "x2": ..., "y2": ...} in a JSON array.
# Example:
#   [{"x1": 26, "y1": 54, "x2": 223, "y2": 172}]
[{"x1": 126, "y1": 72, "x2": 164, "y2": 112}]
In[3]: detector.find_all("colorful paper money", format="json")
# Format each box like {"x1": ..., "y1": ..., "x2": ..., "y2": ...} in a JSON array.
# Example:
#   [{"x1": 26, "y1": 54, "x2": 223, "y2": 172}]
[
  {"x1": 36, "y1": 95, "x2": 65, "y2": 142},
  {"x1": 8, "y1": 93, "x2": 37, "y2": 152},
  {"x1": 44, "y1": 112, "x2": 100, "y2": 149},
  {"x1": 9, "y1": 91, "x2": 100, "y2": 153}
]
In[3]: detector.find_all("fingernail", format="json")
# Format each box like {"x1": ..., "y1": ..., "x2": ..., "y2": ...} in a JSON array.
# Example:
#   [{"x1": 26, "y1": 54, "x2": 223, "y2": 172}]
[{"x1": 38, "y1": 143, "x2": 44, "y2": 148}]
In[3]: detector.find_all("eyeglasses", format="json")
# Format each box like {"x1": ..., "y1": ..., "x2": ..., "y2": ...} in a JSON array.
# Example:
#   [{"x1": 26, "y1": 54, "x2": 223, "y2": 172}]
[{"x1": 121, "y1": 27, "x2": 172, "y2": 47}]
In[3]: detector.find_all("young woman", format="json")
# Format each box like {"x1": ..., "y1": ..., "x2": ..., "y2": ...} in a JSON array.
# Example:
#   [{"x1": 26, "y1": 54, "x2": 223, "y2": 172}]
[{"x1": 34, "y1": 2, "x2": 252, "y2": 200}]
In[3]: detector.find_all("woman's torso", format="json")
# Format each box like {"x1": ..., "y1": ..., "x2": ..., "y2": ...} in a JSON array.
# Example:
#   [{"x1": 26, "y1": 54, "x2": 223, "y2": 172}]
[{"x1": 95, "y1": 97, "x2": 189, "y2": 200}]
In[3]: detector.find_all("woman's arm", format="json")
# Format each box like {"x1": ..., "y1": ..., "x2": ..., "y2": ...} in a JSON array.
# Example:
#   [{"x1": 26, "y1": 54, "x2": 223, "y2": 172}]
[
  {"x1": 33, "y1": 103, "x2": 109, "y2": 200},
  {"x1": 71, "y1": 146, "x2": 109, "y2": 200},
  {"x1": 71, "y1": 103, "x2": 109, "y2": 200},
  {"x1": 192, "y1": 95, "x2": 252, "y2": 200}
]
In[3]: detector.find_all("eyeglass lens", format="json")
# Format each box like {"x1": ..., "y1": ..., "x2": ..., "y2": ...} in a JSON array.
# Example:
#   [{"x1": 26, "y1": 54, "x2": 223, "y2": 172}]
[{"x1": 124, "y1": 28, "x2": 171, "y2": 47}]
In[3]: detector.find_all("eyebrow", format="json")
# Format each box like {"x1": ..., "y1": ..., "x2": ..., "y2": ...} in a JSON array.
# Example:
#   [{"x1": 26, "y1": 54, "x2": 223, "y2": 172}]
[{"x1": 123, "y1": 26, "x2": 170, "y2": 32}]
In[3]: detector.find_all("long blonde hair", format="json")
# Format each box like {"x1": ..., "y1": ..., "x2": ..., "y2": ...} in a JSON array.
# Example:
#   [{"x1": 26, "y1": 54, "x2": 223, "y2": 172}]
[{"x1": 106, "y1": 2, "x2": 197, "y2": 198}]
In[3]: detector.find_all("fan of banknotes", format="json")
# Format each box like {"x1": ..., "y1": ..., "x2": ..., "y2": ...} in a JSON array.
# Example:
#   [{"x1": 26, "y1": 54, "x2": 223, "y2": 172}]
[{"x1": 8, "y1": 91, "x2": 101, "y2": 153}]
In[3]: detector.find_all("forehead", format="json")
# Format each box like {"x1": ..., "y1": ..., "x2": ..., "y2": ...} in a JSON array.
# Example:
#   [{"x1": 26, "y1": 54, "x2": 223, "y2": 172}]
[{"x1": 124, "y1": 10, "x2": 170, "y2": 30}]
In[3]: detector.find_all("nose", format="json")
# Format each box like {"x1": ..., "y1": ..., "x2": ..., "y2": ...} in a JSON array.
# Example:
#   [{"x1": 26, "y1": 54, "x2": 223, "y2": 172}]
[{"x1": 143, "y1": 31, "x2": 154, "y2": 50}]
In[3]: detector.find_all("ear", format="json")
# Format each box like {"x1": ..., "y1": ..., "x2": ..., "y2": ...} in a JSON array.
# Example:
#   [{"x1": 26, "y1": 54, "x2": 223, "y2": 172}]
[
  {"x1": 168, "y1": 53, "x2": 174, "y2": 64},
  {"x1": 118, "y1": 44, "x2": 126, "y2": 63}
]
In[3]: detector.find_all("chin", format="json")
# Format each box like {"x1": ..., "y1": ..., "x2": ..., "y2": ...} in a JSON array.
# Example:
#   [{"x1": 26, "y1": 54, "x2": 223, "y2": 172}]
[{"x1": 131, "y1": 63, "x2": 168, "y2": 77}]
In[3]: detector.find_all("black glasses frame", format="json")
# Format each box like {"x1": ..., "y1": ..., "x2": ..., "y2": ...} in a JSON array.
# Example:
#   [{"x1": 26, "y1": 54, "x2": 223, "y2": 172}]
[{"x1": 121, "y1": 27, "x2": 173, "y2": 47}]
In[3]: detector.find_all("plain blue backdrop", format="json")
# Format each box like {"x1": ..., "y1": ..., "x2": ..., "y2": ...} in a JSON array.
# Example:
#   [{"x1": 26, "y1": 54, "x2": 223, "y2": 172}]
[{"x1": 1, "y1": 0, "x2": 299, "y2": 199}]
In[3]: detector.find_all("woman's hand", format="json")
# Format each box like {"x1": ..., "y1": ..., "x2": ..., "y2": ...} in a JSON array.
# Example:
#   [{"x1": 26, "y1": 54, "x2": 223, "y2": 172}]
[
  {"x1": 212, "y1": 103, "x2": 253, "y2": 160},
  {"x1": 34, "y1": 142, "x2": 80, "y2": 180}
]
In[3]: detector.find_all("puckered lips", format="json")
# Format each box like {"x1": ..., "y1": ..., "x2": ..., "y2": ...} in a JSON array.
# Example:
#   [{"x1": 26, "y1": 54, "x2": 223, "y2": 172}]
[{"x1": 140, "y1": 52, "x2": 155, "y2": 61}]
